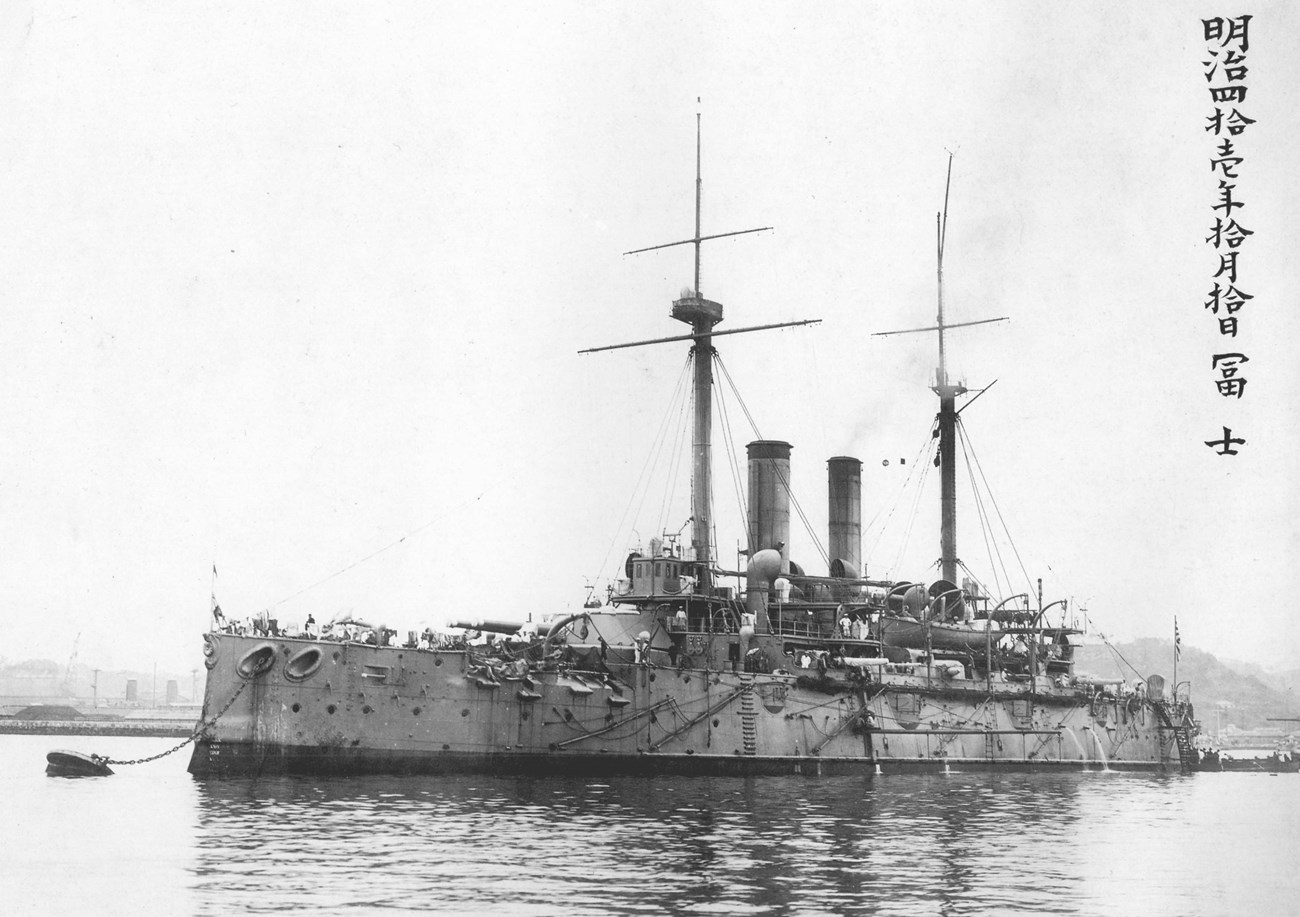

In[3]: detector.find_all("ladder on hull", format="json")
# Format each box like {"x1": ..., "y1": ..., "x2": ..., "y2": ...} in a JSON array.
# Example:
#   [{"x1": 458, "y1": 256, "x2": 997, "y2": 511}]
[
  {"x1": 739, "y1": 675, "x2": 757, "y2": 756},
  {"x1": 1155, "y1": 701, "x2": 1200, "y2": 772}
]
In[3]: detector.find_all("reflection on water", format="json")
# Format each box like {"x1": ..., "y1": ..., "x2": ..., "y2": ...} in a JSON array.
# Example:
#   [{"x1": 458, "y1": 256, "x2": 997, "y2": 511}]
[
  {"x1": 187, "y1": 774, "x2": 1142, "y2": 916},
  {"x1": 4, "y1": 736, "x2": 1298, "y2": 917}
]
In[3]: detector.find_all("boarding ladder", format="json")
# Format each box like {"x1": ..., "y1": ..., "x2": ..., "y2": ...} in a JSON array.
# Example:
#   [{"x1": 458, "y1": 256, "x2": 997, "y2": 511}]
[
  {"x1": 739, "y1": 674, "x2": 758, "y2": 756},
  {"x1": 1155, "y1": 701, "x2": 1199, "y2": 772}
]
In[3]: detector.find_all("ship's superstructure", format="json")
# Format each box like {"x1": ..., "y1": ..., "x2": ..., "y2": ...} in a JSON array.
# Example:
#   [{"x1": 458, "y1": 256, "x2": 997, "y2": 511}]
[{"x1": 188, "y1": 125, "x2": 1196, "y2": 778}]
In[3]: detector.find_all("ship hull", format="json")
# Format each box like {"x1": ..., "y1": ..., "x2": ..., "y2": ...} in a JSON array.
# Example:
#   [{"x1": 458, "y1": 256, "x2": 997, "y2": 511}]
[
  {"x1": 189, "y1": 741, "x2": 1168, "y2": 777},
  {"x1": 188, "y1": 632, "x2": 1180, "y2": 778}
]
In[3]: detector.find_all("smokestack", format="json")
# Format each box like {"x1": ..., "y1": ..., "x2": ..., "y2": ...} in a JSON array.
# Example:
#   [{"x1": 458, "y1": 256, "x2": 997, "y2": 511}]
[
  {"x1": 747, "y1": 440, "x2": 792, "y2": 574},
  {"x1": 827, "y1": 456, "x2": 862, "y2": 577}
]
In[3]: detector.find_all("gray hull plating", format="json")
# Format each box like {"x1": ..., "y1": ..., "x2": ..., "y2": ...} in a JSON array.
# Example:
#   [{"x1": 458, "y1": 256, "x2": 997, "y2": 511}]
[{"x1": 187, "y1": 633, "x2": 1176, "y2": 778}]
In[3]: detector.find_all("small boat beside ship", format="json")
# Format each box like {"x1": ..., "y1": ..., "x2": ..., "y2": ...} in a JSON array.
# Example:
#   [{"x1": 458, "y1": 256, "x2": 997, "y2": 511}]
[
  {"x1": 1198, "y1": 748, "x2": 1300, "y2": 773},
  {"x1": 188, "y1": 125, "x2": 1197, "y2": 778},
  {"x1": 46, "y1": 750, "x2": 113, "y2": 777}
]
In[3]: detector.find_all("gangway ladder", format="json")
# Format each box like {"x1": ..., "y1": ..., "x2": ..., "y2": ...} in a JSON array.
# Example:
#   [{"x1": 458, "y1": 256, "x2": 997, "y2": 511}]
[
  {"x1": 1172, "y1": 721, "x2": 1198, "y2": 771},
  {"x1": 1155, "y1": 701, "x2": 1200, "y2": 773},
  {"x1": 739, "y1": 674, "x2": 758, "y2": 756}
]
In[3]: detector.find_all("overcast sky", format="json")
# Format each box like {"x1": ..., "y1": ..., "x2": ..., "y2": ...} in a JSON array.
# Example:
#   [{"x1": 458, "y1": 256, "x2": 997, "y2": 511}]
[{"x1": 1, "y1": 2, "x2": 1296, "y2": 676}]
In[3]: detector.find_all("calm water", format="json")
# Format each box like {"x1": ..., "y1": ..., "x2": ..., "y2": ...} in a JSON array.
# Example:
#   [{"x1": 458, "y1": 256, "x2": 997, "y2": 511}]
[{"x1": 2, "y1": 735, "x2": 1296, "y2": 916}]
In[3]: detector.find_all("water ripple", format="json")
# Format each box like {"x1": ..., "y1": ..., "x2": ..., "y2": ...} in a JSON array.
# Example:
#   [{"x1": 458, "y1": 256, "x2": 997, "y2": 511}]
[{"x1": 3, "y1": 737, "x2": 1297, "y2": 917}]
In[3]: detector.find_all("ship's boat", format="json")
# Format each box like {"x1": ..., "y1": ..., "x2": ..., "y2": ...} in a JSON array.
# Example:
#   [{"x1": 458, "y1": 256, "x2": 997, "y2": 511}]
[
  {"x1": 46, "y1": 750, "x2": 113, "y2": 777},
  {"x1": 188, "y1": 127, "x2": 1197, "y2": 778},
  {"x1": 1198, "y1": 750, "x2": 1300, "y2": 773}
]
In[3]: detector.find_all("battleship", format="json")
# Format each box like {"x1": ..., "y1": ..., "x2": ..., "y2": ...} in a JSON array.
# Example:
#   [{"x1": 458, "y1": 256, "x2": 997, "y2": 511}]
[{"x1": 188, "y1": 125, "x2": 1198, "y2": 778}]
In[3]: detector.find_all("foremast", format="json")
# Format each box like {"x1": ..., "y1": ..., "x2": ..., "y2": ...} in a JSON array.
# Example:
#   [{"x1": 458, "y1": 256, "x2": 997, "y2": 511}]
[
  {"x1": 581, "y1": 110, "x2": 816, "y2": 596},
  {"x1": 678, "y1": 114, "x2": 720, "y2": 587}
]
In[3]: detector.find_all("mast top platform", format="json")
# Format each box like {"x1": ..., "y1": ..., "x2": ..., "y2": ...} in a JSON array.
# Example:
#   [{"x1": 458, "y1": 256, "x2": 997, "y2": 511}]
[{"x1": 671, "y1": 293, "x2": 724, "y2": 327}]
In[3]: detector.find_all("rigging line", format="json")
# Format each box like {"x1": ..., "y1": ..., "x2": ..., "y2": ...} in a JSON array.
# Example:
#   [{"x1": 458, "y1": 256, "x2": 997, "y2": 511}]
[
  {"x1": 957, "y1": 422, "x2": 1008, "y2": 599},
  {"x1": 762, "y1": 449, "x2": 830, "y2": 568},
  {"x1": 789, "y1": 471, "x2": 830, "y2": 567},
  {"x1": 887, "y1": 447, "x2": 924, "y2": 577},
  {"x1": 803, "y1": 329, "x2": 830, "y2": 459},
  {"x1": 268, "y1": 496, "x2": 484, "y2": 611},
  {"x1": 890, "y1": 448, "x2": 932, "y2": 578},
  {"x1": 960, "y1": 419, "x2": 1036, "y2": 596},
  {"x1": 601, "y1": 354, "x2": 693, "y2": 581},
  {"x1": 966, "y1": 428, "x2": 1014, "y2": 600},
  {"x1": 961, "y1": 435, "x2": 1001, "y2": 598},
  {"x1": 714, "y1": 355, "x2": 829, "y2": 566},
  {"x1": 1083, "y1": 608, "x2": 1149, "y2": 682},
  {"x1": 713, "y1": 354, "x2": 751, "y2": 553},
  {"x1": 717, "y1": 377, "x2": 749, "y2": 543},
  {"x1": 602, "y1": 353, "x2": 692, "y2": 576},
  {"x1": 712, "y1": 358, "x2": 829, "y2": 567},
  {"x1": 714, "y1": 357, "x2": 751, "y2": 542},
  {"x1": 888, "y1": 420, "x2": 937, "y2": 578},
  {"x1": 656, "y1": 357, "x2": 693, "y2": 539},
  {"x1": 714, "y1": 355, "x2": 763, "y2": 441},
  {"x1": 862, "y1": 426, "x2": 934, "y2": 561},
  {"x1": 643, "y1": 360, "x2": 693, "y2": 528},
  {"x1": 956, "y1": 561, "x2": 997, "y2": 612},
  {"x1": 703, "y1": 381, "x2": 721, "y2": 567}
]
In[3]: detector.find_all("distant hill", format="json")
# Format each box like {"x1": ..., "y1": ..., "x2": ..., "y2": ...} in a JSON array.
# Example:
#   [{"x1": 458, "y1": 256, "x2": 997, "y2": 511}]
[{"x1": 1075, "y1": 637, "x2": 1297, "y2": 730}]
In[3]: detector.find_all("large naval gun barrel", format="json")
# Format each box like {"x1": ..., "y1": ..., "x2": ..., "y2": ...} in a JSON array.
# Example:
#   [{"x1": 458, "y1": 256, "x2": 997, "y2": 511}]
[{"x1": 449, "y1": 619, "x2": 523, "y2": 635}]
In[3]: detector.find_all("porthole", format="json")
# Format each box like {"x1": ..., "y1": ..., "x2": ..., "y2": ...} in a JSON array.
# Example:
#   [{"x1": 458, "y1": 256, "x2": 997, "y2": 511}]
[
  {"x1": 327, "y1": 704, "x2": 337, "y2": 715},
  {"x1": 291, "y1": 703, "x2": 301, "y2": 713}
]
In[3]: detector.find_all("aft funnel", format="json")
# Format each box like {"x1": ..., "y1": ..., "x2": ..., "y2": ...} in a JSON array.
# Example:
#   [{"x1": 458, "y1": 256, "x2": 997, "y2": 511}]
[{"x1": 827, "y1": 456, "x2": 862, "y2": 578}]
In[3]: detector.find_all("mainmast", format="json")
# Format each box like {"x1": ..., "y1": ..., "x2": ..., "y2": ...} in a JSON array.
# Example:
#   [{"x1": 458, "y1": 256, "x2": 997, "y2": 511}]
[
  {"x1": 874, "y1": 154, "x2": 1007, "y2": 586},
  {"x1": 934, "y1": 157, "x2": 964, "y2": 584}
]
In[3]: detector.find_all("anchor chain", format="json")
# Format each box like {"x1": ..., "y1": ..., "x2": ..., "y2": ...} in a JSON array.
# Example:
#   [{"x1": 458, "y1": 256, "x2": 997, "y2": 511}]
[{"x1": 100, "y1": 679, "x2": 250, "y2": 767}]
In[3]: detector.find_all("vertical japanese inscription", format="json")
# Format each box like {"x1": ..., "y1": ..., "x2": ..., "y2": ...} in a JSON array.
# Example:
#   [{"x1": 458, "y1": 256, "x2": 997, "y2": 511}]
[{"x1": 1202, "y1": 15, "x2": 1254, "y2": 456}]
